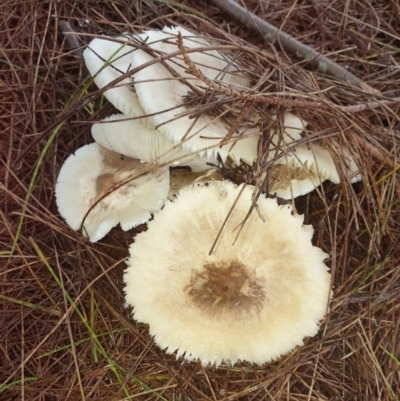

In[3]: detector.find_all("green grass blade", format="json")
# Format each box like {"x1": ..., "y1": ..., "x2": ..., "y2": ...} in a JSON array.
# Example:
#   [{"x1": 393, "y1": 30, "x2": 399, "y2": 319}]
[
  {"x1": 30, "y1": 238, "x2": 169, "y2": 400},
  {"x1": 0, "y1": 294, "x2": 61, "y2": 316},
  {"x1": 29, "y1": 237, "x2": 131, "y2": 398},
  {"x1": 38, "y1": 328, "x2": 128, "y2": 358},
  {"x1": 9, "y1": 40, "x2": 135, "y2": 259},
  {"x1": 0, "y1": 377, "x2": 37, "y2": 394}
]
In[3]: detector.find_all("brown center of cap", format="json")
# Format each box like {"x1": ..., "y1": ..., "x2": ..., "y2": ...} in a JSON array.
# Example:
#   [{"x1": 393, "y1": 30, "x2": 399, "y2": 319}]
[
  {"x1": 96, "y1": 173, "x2": 116, "y2": 197},
  {"x1": 186, "y1": 259, "x2": 266, "y2": 318}
]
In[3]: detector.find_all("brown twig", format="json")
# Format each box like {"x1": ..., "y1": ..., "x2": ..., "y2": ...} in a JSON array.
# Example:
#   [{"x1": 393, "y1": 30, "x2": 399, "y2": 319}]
[
  {"x1": 219, "y1": 70, "x2": 272, "y2": 148},
  {"x1": 58, "y1": 20, "x2": 84, "y2": 58},
  {"x1": 220, "y1": 99, "x2": 254, "y2": 145},
  {"x1": 206, "y1": 0, "x2": 379, "y2": 94}
]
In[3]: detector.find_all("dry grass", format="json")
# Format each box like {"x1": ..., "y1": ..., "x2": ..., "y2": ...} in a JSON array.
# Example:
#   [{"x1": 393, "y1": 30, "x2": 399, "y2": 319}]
[{"x1": 1, "y1": 0, "x2": 400, "y2": 400}]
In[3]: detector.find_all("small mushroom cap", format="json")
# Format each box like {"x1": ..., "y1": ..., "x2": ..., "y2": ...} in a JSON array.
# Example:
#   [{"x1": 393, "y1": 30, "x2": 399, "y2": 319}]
[
  {"x1": 124, "y1": 181, "x2": 331, "y2": 366},
  {"x1": 55, "y1": 143, "x2": 169, "y2": 242},
  {"x1": 84, "y1": 36, "x2": 152, "y2": 124},
  {"x1": 266, "y1": 115, "x2": 361, "y2": 185},
  {"x1": 130, "y1": 27, "x2": 259, "y2": 165},
  {"x1": 168, "y1": 168, "x2": 224, "y2": 200},
  {"x1": 267, "y1": 164, "x2": 326, "y2": 199},
  {"x1": 92, "y1": 114, "x2": 212, "y2": 172},
  {"x1": 275, "y1": 142, "x2": 361, "y2": 184}
]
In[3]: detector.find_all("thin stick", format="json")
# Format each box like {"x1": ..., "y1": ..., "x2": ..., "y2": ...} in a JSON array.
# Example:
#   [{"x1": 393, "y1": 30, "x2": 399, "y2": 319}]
[
  {"x1": 206, "y1": 0, "x2": 378, "y2": 94},
  {"x1": 58, "y1": 20, "x2": 83, "y2": 58}
]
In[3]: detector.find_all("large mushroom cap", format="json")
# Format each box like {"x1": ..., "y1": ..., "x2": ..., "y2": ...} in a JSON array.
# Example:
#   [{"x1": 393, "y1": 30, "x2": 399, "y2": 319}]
[
  {"x1": 130, "y1": 26, "x2": 259, "y2": 165},
  {"x1": 92, "y1": 113, "x2": 212, "y2": 172},
  {"x1": 55, "y1": 143, "x2": 169, "y2": 242},
  {"x1": 124, "y1": 181, "x2": 331, "y2": 366}
]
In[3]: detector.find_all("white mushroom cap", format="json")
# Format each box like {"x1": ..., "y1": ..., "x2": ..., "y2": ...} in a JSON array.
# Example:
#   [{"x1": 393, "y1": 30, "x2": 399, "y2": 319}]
[
  {"x1": 266, "y1": 115, "x2": 361, "y2": 185},
  {"x1": 271, "y1": 112, "x2": 307, "y2": 142},
  {"x1": 267, "y1": 164, "x2": 326, "y2": 199},
  {"x1": 84, "y1": 36, "x2": 153, "y2": 125},
  {"x1": 92, "y1": 114, "x2": 212, "y2": 172},
  {"x1": 275, "y1": 142, "x2": 361, "y2": 184},
  {"x1": 137, "y1": 26, "x2": 252, "y2": 89},
  {"x1": 55, "y1": 143, "x2": 169, "y2": 242},
  {"x1": 267, "y1": 112, "x2": 307, "y2": 161},
  {"x1": 130, "y1": 27, "x2": 259, "y2": 165},
  {"x1": 124, "y1": 181, "x2": 331, "y2": 366}
]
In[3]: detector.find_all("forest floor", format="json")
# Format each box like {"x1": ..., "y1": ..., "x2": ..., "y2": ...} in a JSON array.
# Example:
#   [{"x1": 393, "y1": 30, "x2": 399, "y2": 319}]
[{"x1": 1, "y1": 0, "x2": 400, "y2": 400}]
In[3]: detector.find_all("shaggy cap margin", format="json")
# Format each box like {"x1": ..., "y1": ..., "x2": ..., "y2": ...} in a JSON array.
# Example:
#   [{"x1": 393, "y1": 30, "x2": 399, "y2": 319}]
[{"x1": 124, "y1": 181, "x2": 331, "y2": 366}]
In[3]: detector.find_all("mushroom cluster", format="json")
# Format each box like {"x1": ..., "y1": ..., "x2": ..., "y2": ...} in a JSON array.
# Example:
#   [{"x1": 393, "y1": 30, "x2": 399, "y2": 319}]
[
  {"x1": 54, "y1": 25, "x2": 362, "y2": 365},
  {"x1": 56, "y1": 25, "x2": 361, "y2": 241},
  {"x1": 85, "y1": 26, "x2": 260, "y2": 167},
  {"x1": 56, "y1": 26, "x2": 258, "y2": 241}
]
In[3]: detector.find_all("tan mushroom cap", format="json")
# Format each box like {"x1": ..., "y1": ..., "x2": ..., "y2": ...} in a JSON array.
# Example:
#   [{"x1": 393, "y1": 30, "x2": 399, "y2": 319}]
[
  {"x1": 55, "y1": 143, "x2": 169, "y2": 242},
  {"x1": 168, "y1": 168, "x2": 223, "y2": 200},
  {"x1": 92, "y1": 114, "x2": 211, "y2": 172},
  {"x1": 130, "y1": 26, "x2": 259, "y2": 165},
  {"x1": 124, "y1": 181, "x2": 331, "y2": 366}
]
